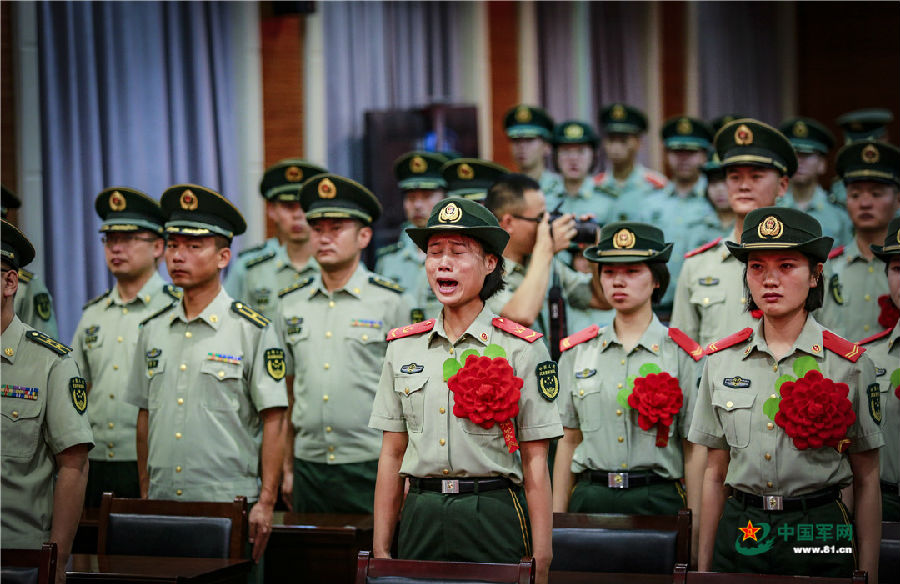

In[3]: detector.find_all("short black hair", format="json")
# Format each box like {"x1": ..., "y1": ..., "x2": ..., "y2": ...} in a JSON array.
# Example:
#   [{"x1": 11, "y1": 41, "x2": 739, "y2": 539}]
[
  {"x1": 648, "y1": 262, "x2": 670, "y2": 304},
  {"x1": 480, "y1": 256, "x2": 506, "y2": 301},
  {"x1": 744, "y1": 257, "x2": 824, "y2": 313},
  {"x1": 485, "y1": 174, "x2": 541, "y2": 217}
]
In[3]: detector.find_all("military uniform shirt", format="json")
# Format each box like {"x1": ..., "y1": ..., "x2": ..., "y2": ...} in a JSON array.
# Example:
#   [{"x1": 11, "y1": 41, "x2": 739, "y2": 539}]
[
  {"x1": 239, "y1": 242, "x2": 319, "y2": 320},
  {"x1": 223, "y1": 237, "x2": 280, "y2": 299},
  {"x1": 375, "y1": 228, "x2": 441, "y2": 321},
  {"x1": 818, "y1": 239, "x2": 888, "y2": 341},
  {"x1": 71, "y1": 272, "x2": 177, "y2": 462},
  {"x1": 671, "y1": 239, "x2": 757, "y2": 347},
  {"x1": 594, "y1": 163, "x2": 667, "y2": 223},
  {"x1": 543, "y1": 177, "x2": 615, "y2": 225},
  {"x1": 859, "y1": 322, "x2": 899, "y2": 487},
  {"x1": 2, "y1": 316, "x2": 94, "y2": 548},
  {"x1": 777, "y1": 186, "x2": 852, "y2": 248},
  {"x1": 123, "y1": 288, "x2": 288, "y2": 502},
  {"x1": 279, "y1": 264, "x2": 410, "y2": 464},
  {"x1": 14, "y1": 270, "x2": 58, "y2": 338},
  {"x1": 688, "y1": 317, "x2": 884, "y2": 496},
  {"x1": 369, "y1": 305, "x2": 563, "y2": 484},
  {"x1": 558, "y1": 316, "x2": 701, "y2": 478}
]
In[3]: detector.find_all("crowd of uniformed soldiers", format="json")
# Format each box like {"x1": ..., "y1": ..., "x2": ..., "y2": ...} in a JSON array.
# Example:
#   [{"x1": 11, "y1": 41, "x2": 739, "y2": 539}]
[{"x1": 2, "y1": 103, "x2": 898, "y2": 584}]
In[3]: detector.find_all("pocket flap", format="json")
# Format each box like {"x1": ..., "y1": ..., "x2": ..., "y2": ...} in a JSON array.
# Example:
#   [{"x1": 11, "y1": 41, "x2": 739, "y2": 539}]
[
  {"x1": 394, "y1": 374, "x2": 427, "y2": 396},
  {"x1": 712, "y1": 389, "x2": 756, "y2": 411},
  {"x1": 201, "y1": 358, "x2": 243, "y2": 381}
]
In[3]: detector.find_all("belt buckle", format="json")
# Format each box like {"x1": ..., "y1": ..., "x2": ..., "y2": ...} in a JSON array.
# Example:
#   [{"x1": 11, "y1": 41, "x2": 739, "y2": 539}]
[
  {"x1": 764, "y1": 495, "x2": 783, "y2": 511},
  {"x1": 441, "y1": 479, "x2": 459, "y2": 494},
  {"x1": 607, "y1": 472, "x2": 629, "y2": 489}
]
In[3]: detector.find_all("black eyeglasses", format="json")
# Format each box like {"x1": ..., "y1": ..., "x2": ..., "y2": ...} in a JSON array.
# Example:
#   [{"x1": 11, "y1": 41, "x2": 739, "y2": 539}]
[{"x1": 511, "y1": 212, "x2": 545, "y2": 224}]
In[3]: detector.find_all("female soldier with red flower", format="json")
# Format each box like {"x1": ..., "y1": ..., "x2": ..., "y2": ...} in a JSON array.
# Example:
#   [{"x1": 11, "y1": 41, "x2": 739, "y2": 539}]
[
  {"x1": 552, "y1": 222, "x2": 705, "y2": 534},
  {"x1": 369, "y1": 197, "x2": 562, "y2": 584},
  {"x1": 689, "y1": 207, "x2": 883, "y2": 579}
]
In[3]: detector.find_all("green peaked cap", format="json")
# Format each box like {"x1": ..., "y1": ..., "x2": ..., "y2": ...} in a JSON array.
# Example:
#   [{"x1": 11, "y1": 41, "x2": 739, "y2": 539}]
[{"x1": 406, "y1": 196, "x2": 509, "y2": 257}]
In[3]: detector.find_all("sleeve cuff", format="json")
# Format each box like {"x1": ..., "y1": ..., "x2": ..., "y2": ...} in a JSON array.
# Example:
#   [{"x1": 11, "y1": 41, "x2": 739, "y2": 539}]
[
  {"x1": 368, "y1": 414, "x2": 407, "y2": 433},
  {"x1": 687, "y1": 428, "x2": 727, "y2": 450},
  {"x1": 848, "y1": 431, "x2": 885, "y2": 454},
  {"x1": 519, "y1": 421, "x2": 564, "y2": 442}
]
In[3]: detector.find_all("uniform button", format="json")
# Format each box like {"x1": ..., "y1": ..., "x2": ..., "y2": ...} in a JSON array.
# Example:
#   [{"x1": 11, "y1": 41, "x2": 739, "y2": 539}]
[
  {"x1": 325, "y1": 426, "x2": 332, "y2": 433},
  {"x1": 144, "y1": 294, "x2": 151, "y2": 303},
  {"x1": 770, "y1": 393, "x2": 777, "y2": 399},
  {"x1": 620, "y1": 463, "x2": 628, "y2": 469},
  {"x1": 404, "y1": 387, "x2": 410, "y2": 395},
  {"x1": 448, "y1": 347, "x2": 454, "y2": 355},
  {"x1": 294, "y1": 274, "x2": 300, "y2": 280},
  {"x1": 740, "y1": 297, "x2": 746, "y2": 304},
  {"x1": 772, "y1": 364, "x2": 778, "y2": 372},
  {"x1": 185, "y1": 331, "x2": 192, "y2": 339},
  {"x1": 210, "y1": 315, "x2": 218, "y2": 323},
  {"x1": 328, "y1": 301, "x2": 335, "y2": 308},
  {"x1": 176, "y1": 466, "x2": 182, "y2": 473},
  {"x1": 325, "y1": 331, "x2": 332, "y2": 338},
  {"x1": 617, "y1": 383, "x2": 623, "y2": 389},
  {"x1": 109, "y1": 393, "x2": 115, "y2": 399},
  {"x1": 180, "y1": 363, "x2": 187, "y2": 371},
  {"x1": 108, "y1": 451, "x2": 115, "y2": 458},
  {"x1": 361, "y1": 334, "x2": 369, "y2": 341},
  {"x1": 616, "y1": 409, "x2": 623, "y2": 416},
  {"x1": 148, "y1": 371, "x2": 154, "y2": 378},
  {"x1": 323, "y1": 363, "x2": 330, "y2": 370},
  {"x1": 863, "y1": 325, "x2": 870, "y2": 332},
  {"x1": 764, "y1": 453, "x2": 771, "y2": 461},
  {"x1": 440, "y1": 438, "x2": 446, "y2": 446},
  {"x1": 766, "y1": 481, "x2": 773, "y2": 488},
  {"x1": 176, "y1": 489, "x2": 183, "y2": 496},
  {"x1": 439, "y1": 407, "x2": 446, "y2": 414},
  {"x1": 11, "y1": 411, "x2": 18, "y2": 418},
  {"x1": 579, "y1": 389, "x2": 585, "y2": 396},
  {"x1": 328, "y1": 446, "x2": 334, "y2": 452},
  {"x1": 113, "y1": 364, "x2": 119, "y2": 370},
  {"x1": 117, "y1": 336, "x2": 124, "y2": 343},
  {"x1": 177, "y1": 398, "x2": 184, "y2": 405},
  {"x1": 620, "y1": 359, "x2": 625, "y2": 365},
  {"x1": 323, "y1": 395, "x2": 329, "y2": 402},
  {"x1": 107, "y1": 442, "x2": 115, "y2": 448},
  {"x1": 726, "y1": 401, "x2": 734, "y2": 408},
  {"x1": 864, "y1": 294, "x2": 871, "y2": 302},
  {"x1": 108, "y1": 422, "x2": 115, "y2": 429},
  {"x1": 328, "y1": 454, "x2": 335, "y2": 461},
  {"x1": 617, "y1": 436, "x2": 624, "y2": 443},
  {"x1": 175, "y1": 432, "x2": 182, "y2": 439},
  {"x1": 122, "y1": 308, "x2": 129, "y2": 315},
  {"x1": 353, "y1": 288, "x2": 360, "y2": 295},
  {"x1": 767, "y1": 422, "x2": 774, "y2": 430},
  {"x1": 218, "y1": 370, "x2": 225, "y2": 378},
  {"x1": 4, "y1": 348, "x2": 14, "y2": 357},
  {"x1": 868, "y1": 266, "x2": 874, "y2": 273},
  {"x1": 442, "y1": 468, "x2": 449, "y2": 475},
  {"x1": 702, "y1": 298, "x2": 710, "y2": 305}
]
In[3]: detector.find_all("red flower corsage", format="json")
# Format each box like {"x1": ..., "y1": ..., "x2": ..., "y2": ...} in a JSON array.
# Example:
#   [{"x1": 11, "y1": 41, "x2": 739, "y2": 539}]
[
  {"x1": 877, "y1": 294, "x2": 900, "y2": 331},
  {"x1": 619, "y1": 364, "x2": 683, "y2": 447}
]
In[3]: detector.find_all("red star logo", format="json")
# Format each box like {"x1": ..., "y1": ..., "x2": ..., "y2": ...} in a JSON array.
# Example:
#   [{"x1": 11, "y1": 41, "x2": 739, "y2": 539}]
[{"x1": 739, "y1": 520, "x2": 761, "y2": 542}]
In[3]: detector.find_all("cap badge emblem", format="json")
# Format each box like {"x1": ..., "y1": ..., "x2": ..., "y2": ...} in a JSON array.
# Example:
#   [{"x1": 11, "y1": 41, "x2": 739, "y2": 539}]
[
  {"x1": 515, "y1": 106, "x2": 531, "y2": 123},
  {"x1": 180, "y1": 190, "x2": 198, "y2": 211},
  {"x1": 318, "y1": 178, "x2": 336, "y2": 199},
  {"x1": 285, "y1": 166, "x2": 303, "y2": 182},
  {"x1": 793, "y1": 121, "x2": 808, "y2": 138},
  {"x1": 612, "y1": 228, "x2": 636, "y2": 249},
  {"x1": 757, "y1": 216, "x2": 784, "y2": 239},
  {"x1": 410, "y1": 156, "x2": 427, "y2": 174},
  {"x1": 109, "y1": 191, "x2": 127, "y2": 212},
  {"x1": 564, "y1": 124, "x2": 584, "y2": 139},
  {"x1": 611, "y1": 104, "x2": 626, "y2": 120},
  {"x1": 735, "y1": 124, "x2": 753, "y2": 145},
  {"x1": 458, "y1": 163, "x2": 474, "y2": 180},
  {"x1": 862, "y1": 144, "x2": 880, "y2": 164},
  {"x1": 677, "y1": 118, "x2": 692, "y2": 135},
  {"x1": 438, "y1": 202, "x2": 462, "y2": 224}
]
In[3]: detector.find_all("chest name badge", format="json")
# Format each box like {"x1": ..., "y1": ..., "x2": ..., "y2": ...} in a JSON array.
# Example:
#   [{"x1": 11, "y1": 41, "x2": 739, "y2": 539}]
[
  {"x1": 146, "y1": 348, "x2": 162, "y2": 370},
  {"x1": 574, "y1": 368, "x2": 597, "y2": 379},
  {"x1": 536, "y1": 361, "x2": 559, "y2": 402},
  {"x1": 723, "y1": 376, "x2": 751, "y2": 389},
  {"x1": 70, "y1": 377, "x2": 88, "y2": 415},
  {"x1": 285, "y1": 317, "x2": 303, "y2": 335},
  {"x1": 867, "y1": 383, "x2": 881, "y2": 425},
  {"x1": 252, "y1": 288, "x2": 271, "y2": 307},
  {"x1": 1, "y1": 385, "x2": 39, "y2": 400},
  {"x1": 85, "y1": 325, "x2": 100, "y2": 344},
  {"x1": 875, "y1": 367, "x2": 886, "y2": 377},
  {"x1": 265, "y1": 348, "x2": 285, "y2": 381},
  {"x1": 351, "y1": 319, "x2": 383, "y2": 329},
  {"x1": 699, "y1": 276, "x2": 719, "y2": 286},
  {"x1": 400, "y1": 363, "x2": 424, "y2": 374}
]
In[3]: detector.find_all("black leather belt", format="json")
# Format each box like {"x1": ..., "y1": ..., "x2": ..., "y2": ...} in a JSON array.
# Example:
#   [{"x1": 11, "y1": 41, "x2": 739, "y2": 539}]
[
  {"x1": 410, "y1": 477, "x2": 515, "y2": 494},
  {"x1": 882, "y1": 480, "x2": 900, "y2": 497},
  {"x1": 579, "y1": 470, "x2": 672, "y2": 489},
  {"x1": 733, "y1": 488, "x2": 839, "y2": 512}
]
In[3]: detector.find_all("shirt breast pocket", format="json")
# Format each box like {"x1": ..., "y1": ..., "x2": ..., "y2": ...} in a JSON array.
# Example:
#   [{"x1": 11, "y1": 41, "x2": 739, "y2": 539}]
[
  {"x1": 200, "y1": 359, "x2": 243, "y2": 412},
  {"x1": 573, "y1": 379, "x2": 605, "y2": 432},
  {"x1": 393, "y1": 374, "x2": 427, "y2": 433},
  {"x1": 1, "y1": 398, "x2": 44, "y2": 460},
  {"x1": 711, "y1": 389, "x2": 755, "y2": 448},
  {"x1": 345, "y1": 326, "x2": 387, "y2": 367},
  {"x1": 689, "y1": 287, "x2": 727, "y2": 312}
]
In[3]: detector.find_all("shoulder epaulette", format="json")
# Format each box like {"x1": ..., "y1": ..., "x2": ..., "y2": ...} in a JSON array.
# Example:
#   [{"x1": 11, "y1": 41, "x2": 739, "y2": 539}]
[
  {"x1": 83, "y1": 289, "x2": 111, "y2": 310},
  {"x1": 387, "y1": 319, "x2": 436, "y2": 341},
  {"x1": 827, "y1": 246, "x2": 845, "y2": 260},
  {"x1": 492, "y1": 317, "x2": 543, "y2": 343},
  {"x1": 163, "y1": 284, "x2": 182, "y2": 300},
  {"x1": 857, "y1": 327, "x2": 892, "y2": 346},
  {"x1": 246, "y1": 251, "x2": 276, "y2": 269},
  {"x1": 17, "y1": 268, "x2": 33, "y2": 284},
  {"x1": 140, "y1": 302, "x2": 177, "y2": 326},
  {"x1": 822, "y1": 330, "x2": 865, "y2": 362},
  {"x1": 238, "y1": 243, "x2": 267, "y2": 257},
  {"x1": 705, "y1": 327, "x2": 754, "y2": 355},
  {"x1": 376, "y1": 242, "x2": 403, "y2": 258},
  {"x1": 644, "y1": 171, "x2": 668, "y2": 189},
  {"x1": 560, "y1": 324, "x2": 600, "y2": 353},
  {"x1": 668, "y1": 327, "x2": 704, "y2": 362},
  {"x1": 25, "y1": 330, "x2": 71, "y2": 355},
  {"x1": 278, "y1": 278, "x2": 314, "y2": 298},
  {"x1": 231, "y1": 301, "x2": 269, "y2": 328},
  {"x1": 685, "y1": 237, "x2": 722, "y2": 259},
  {"x1": 369, "y1": 275, "x2": 405, "y2": 294}
]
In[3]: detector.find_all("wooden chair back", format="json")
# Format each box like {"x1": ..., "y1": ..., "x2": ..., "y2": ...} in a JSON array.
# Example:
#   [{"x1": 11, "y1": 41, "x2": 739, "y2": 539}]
[
  {"x1": 355, "y1": 550, "x2": 534, "y2": 584},
  {"x1": 672, "y1": 564, "x2": 867, "y2": 583},
  {"x1": 0, "y1": 543, "x2": 57, "y2": 584}
]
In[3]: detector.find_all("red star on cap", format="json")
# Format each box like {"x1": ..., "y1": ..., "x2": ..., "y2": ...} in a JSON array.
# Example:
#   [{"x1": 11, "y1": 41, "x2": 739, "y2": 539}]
[{"x1": 739, "y1": 520, "x2": 761, "y2": 542}]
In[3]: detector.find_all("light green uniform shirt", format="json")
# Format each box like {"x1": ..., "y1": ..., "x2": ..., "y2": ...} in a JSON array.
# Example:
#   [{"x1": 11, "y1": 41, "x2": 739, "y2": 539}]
[
  {"x1": 124, "y1": 288, "x2": 288, "y2": 503},
  {"x1": 279, "y1": 264, "x2": 409, "y2": 464},
  {"x1": 595, "y1": 164, "x2": 668, "y2": 223},
  {"x1": 375, "y1": 228, "x2": 441, "y2": 322},
  {"x1": 859, "y1": 321, "x2": 900, "y2": 486},
  {"x1": 543, "y1": 177, "x2": 615, "y2": 225},
  {"x1": 71, "y1": 272, "x2": 178, "y2": 462},
  {"x1": 819, "y1": 239, "x2": 888, "y2": 341},
  {"x1": 223, "y1": 237, "x2": 280, "y2": 299},
  {"x1": 239, "y1": 243, "x2": 319, "y2": 320},
  {"x1": 2, "y1": 316, "x2": 94, "y2": 548},
  {"x1": 688, "y1": 317, "x2": 884, "y2": 496},
  {"x1": 369, "y1": 305, "x2": 563, "y2": 485},
  {"x1": 558, "y1": 316, "x2": 702, "y2": 478},
  {"x1": 778, "y1": 186, "x2": 853, "y2": 248},
  {"x1": 539, "y1": 170, "x2": 564, "y2": 195},
  {"x1": 14, "y1": 269, "x2": 58, "y2": 338},
  {"x1": 671, "y1": 239, "x2": 757, "y2": 347}
]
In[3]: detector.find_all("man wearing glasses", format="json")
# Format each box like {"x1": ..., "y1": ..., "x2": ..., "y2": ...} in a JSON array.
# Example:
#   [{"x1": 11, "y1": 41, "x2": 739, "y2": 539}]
[{"x1": 71, "y1": 187, "x2": 179, "y2": 506}]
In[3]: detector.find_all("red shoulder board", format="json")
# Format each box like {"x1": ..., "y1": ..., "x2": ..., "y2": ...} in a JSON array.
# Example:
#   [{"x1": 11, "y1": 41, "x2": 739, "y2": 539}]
[
  {"x1": 668, "y1": 327, "x2": 704, "y2": 362},
  {"x1": 560, "y1": 324, "x2": 601, "y2": 354},
  {"x1": 822, "y1": 330, "x2": 865, "y2": 362},
  {"x1": 491, "y1": 317, "x2": 543, "y2": 343},
  {"x1": 827, "y1": 245, "x2": 845, "y2": 260},
  {"x1": 857, "y1": 327, "x2": 892, "y2": 346},
  {"x1": 705, "y1": 327, "x2": 754, "y2": 355},
  {"x1": 387, "y1": 319, "x2": 436, "y2": 341},
  {"x1": 644, "y1": 171, "x2": 667, "y2": 189},
  {"x1": 592, "y1": 172, "x2": 607, "y2": 184},
  {"x1": 684, "y1": 237, "x2": 722, "y2": 259}
]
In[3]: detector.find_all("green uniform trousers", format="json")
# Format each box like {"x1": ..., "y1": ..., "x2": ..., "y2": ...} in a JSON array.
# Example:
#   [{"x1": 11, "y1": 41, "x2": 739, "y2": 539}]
[
  {"x1": 712, "y1": 494, "x2": 855, "y2": 577},
  {"x1": 568, "y1": 476, "x2": 685, "y2": 515},
  {"x1": 84, "y1": 461, "x2": 140, "y2": 507},
  {"x1": 399, "y1": 484, "x2": 531, "y2": 563},
  {"x1": 292, "y1": 458, "x2": 378, "y2": 514},
  {"x1": 883, "y1": 488, "x2": 900, "y2": 521}
]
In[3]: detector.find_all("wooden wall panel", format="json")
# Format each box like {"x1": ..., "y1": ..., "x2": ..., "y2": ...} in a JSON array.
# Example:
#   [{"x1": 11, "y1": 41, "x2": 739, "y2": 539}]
[
  {"x1": 1, "y1": 2, "x2": 18, "y2": 200},
  {"x1": 660, "y1": 1, "x2": 687, "y2": 123},
  {"x1": 487, "y1": 1, "x2": 519, "y2": 170}
]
